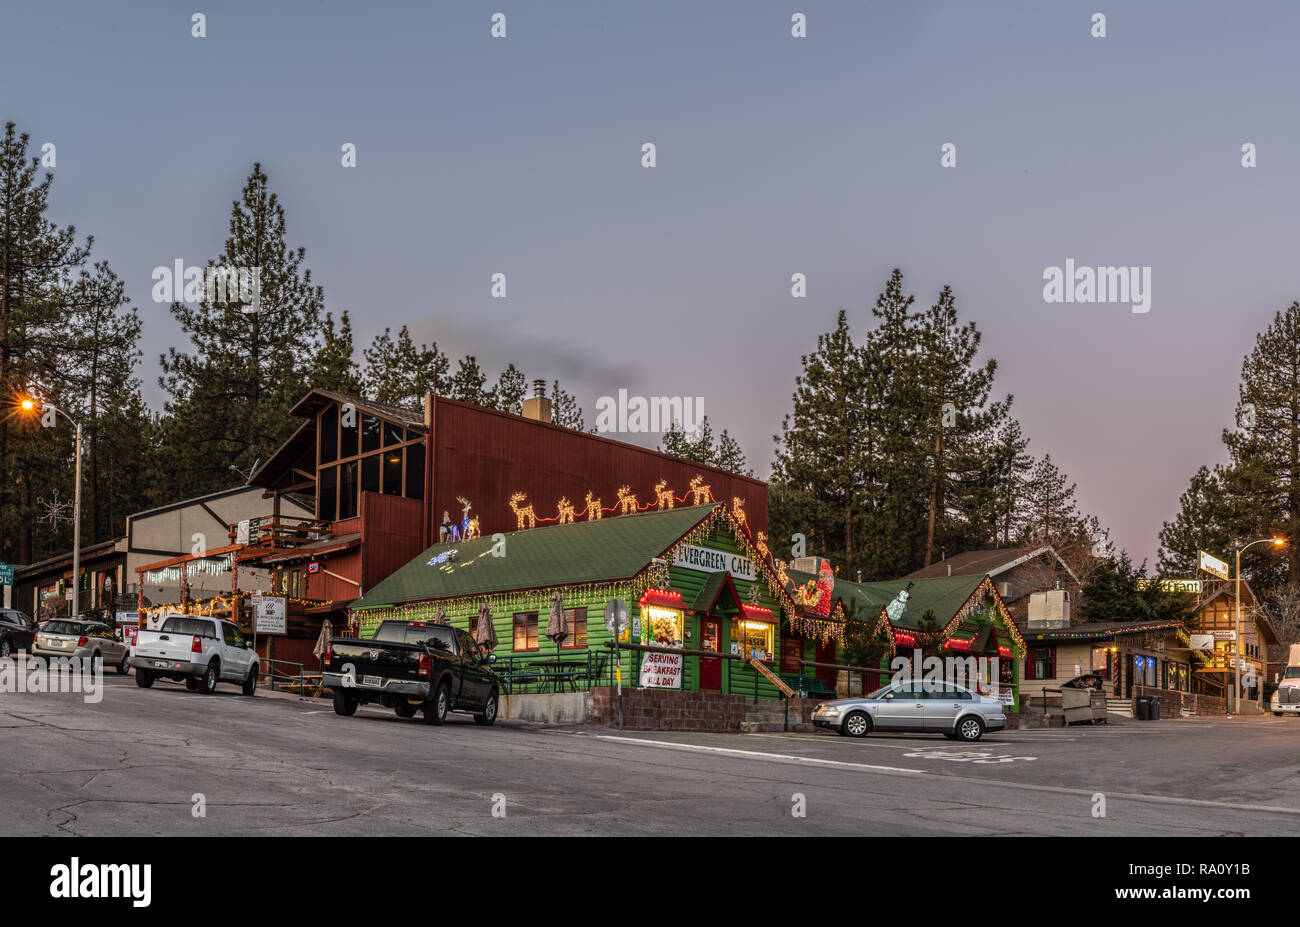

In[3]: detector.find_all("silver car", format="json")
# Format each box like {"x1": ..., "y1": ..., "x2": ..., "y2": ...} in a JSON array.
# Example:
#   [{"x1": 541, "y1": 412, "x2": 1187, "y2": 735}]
[
  {"x1": 812, "y1": 679, "x2": 1007, "y2": 742},
  {"x1": 33, "y1": 619, "x2": 132, "y2": 675}
]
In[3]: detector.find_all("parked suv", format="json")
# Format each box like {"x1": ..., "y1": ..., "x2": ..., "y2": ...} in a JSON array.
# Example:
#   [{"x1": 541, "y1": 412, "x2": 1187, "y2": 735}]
[
  {"x1": 812, "y1": 679, "x2": 1007, "y2": 742},
  {"x1": 33, "y1": 618, "x2": 132, "y2": 674},
  {"x1": 0, "y1": 609, "x2": 38, "y2": 657},
  {"x1": 130, "y1": 615, "x2": 260, "y2": 694}
]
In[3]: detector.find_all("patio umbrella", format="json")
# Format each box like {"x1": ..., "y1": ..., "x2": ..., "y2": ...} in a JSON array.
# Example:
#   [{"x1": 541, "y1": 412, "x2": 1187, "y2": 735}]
[
  {"x1": 312, "y1": 618, "x2": 334, "y2": 667},
  {"x1": 475, "y1": 601, "x2": 498, "y2": 651},
  {"x1": 546, "y1": 589, "x2": 569, "y2": 653}
]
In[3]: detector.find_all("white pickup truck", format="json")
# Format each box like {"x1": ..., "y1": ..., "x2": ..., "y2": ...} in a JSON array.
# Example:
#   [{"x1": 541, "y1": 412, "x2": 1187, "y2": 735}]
[
  {"x1": 1271, "y1": 643, "x2": 1300, "y2": 716},
  {"x1": 130, "y1": 614, "x2": 260, "y2": 695}
]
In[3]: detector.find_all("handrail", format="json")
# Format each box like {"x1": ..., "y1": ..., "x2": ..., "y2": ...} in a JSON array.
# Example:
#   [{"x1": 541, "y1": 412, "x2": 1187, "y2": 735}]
[{"x1": 259, "y1": 655, "x2": 319, "y2": 694}]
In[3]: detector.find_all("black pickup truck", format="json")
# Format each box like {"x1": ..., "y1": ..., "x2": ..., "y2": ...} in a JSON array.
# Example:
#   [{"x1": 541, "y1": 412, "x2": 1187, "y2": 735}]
[{"x1": 322, "y1": 620, "x2": 502, "y2": 726}]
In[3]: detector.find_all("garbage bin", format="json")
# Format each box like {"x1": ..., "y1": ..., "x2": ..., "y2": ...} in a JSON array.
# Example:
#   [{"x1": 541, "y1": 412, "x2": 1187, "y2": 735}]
[
  {"x1": 1136, "y1": 696, "x2": 1151, "y2": 720},
  {"x1": 1149, "y1": 697, "x2": 1160, "y2": 721}
]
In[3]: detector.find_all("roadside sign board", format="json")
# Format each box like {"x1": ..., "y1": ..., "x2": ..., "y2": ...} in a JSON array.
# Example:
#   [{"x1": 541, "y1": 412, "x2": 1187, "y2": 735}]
[
  {"x1": 1189, "y1": 633, "x2": 1214, "y2": 650},
  {"x1": 251, "y1": 594, "x2": 287, "y2": 634},
  {"x1": 1198, "y1": 550, "x2": 1230, "y2": 580},
  {"x1": 0, "y1": 562, "x2": 12, "y2": 585}
]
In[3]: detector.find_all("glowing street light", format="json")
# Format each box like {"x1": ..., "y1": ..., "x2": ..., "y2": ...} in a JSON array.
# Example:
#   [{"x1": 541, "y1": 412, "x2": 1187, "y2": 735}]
[{"x1": 18, "y1": 394, "x2": 84, "y2": 618}]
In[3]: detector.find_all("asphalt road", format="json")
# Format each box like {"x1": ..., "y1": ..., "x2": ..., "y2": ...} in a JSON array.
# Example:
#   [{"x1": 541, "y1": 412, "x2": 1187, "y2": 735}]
[{"x1": 3, "y1": 671, "x2": 1299, "y2": 836}]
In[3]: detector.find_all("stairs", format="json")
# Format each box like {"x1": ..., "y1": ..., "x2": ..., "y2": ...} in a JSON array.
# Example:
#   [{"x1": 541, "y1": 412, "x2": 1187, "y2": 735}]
[{"x1": 740, "y1": 701, "x2": 816, "y2": 733}]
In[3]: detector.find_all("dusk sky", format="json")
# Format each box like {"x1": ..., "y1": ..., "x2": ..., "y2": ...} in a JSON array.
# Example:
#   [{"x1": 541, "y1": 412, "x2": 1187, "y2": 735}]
[{"x1": 6, "y1": 0, "x2": 1299, "y2": 565}]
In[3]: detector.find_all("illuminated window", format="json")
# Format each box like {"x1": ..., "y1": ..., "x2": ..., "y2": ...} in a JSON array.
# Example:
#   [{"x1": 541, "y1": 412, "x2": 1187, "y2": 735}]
[
  {"x1": 513, "y1": 612, "x2": 538, "y2": 651},
  {"x1": 730, "y1": 618, "x2": 774, "y2": 662},
  {"x1": 642, "y1": 606, "x2": 684, "y2": 648},
  {"x1": 560, "y1": 608, "x2": 588, "y2": 649}
]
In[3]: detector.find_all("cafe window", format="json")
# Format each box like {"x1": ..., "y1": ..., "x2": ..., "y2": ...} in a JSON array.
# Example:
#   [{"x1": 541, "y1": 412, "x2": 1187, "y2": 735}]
[
  {"x1": 405, "y1": 443, "x2": 425, "y2": 499},
  {"x1": 730, "y1": 618, "x2": 774, "y2": 662},
  {"x1": 1027, "y1": 646, "x2": 1055, "y2": 680},
  {"x1": 513, "y1": 612, "x2": 539, "y2": 651},
  {"x1": 361, "y1": 414, "x2": 382, "y2": 454},
  {"x1": 361, "y1": 454, "x2": 380, "y2": 495},
  {"x1": 643, "y1": 606, "x2": 684, "y2": 648},
  {"x1": 384, "y1": 421, "x2": 404, "y2": 446},
  {"x1": 560, "y1": 608, "x2": 588, "y2": 649},
  {"x1": 340, "y1": 410, "x2": 358, "y2": 458}
]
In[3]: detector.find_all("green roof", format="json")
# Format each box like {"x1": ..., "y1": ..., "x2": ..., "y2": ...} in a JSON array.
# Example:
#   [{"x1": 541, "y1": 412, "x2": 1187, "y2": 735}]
[
  {"x1": 789, "y1": 571, "x2": 988, "y2": 630},
  {"x1": 354, "y1": 504, "x2": 720, "y2": 609}
]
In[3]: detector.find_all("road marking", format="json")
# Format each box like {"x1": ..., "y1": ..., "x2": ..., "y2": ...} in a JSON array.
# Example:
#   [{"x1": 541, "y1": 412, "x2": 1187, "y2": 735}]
[{"x1": 592, "y1": 734, "x2": 923, "y2": 775}]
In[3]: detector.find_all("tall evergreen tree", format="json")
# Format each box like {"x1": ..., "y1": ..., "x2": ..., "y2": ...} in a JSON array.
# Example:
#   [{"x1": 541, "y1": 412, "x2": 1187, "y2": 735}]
[
  {"x1": 492, "y1": 363, "x2": 528, "y2": 415},
  {"x1": 362, "y1": 325, "x2": 449, "y2": 409},
  {"x1": 549, "y1": 380, "x2": 586, "y2": 430},
  {"x1": 770, "y1": 309, "x2": 867, "y2": 574},
  {"x1": 314, "y1": 310, "x2": 362, "y2": 395},
  {"x1": 0, "y1": 122, "x2": 109, "y2": 562},
  {"x1": 1157, "y1": 464, "x2": 1235, "y2": 575},
  {"x1": 159, "y1": 164, "x2": 324, "y2": 498},
  {"x1": 449, "y1": 355, "x2": 492, "y2": 406}
]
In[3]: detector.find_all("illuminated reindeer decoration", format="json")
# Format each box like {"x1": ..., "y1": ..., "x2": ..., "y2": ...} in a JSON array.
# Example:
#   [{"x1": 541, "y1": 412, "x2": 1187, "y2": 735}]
[
  {"x1": 731, "y1": 496, "x2": 748, "y2": 533},
  {"x1": 616, "y1": 485, "x2": 638, "y2": 514},
  {"x1": 654, "y1": 479, "x2": 674, "y2": 510},
  {"x1": 457, "y1": 495, "x2": 480, "y2": 539},
  {"x1": 509, "y1": 492, "x2": 537, "y2": 529},
  {"x1": 556, "y1": 496, "x2": 576, "y2": 524},
  {"x1": 584, "y1": 490, "x2": 602, "y2": 520},
  {"x1": 689, "y1": 475, "x2": 712, "y2": 505}
]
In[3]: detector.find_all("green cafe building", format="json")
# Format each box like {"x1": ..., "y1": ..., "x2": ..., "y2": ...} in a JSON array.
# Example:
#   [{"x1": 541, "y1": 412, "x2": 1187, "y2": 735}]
[
  {"x1": 348, "y1": 502, "x2": 811, "y2": 699},
  {"x1": 347, "y1": 499, "x2": 1026, "y2": 707}
]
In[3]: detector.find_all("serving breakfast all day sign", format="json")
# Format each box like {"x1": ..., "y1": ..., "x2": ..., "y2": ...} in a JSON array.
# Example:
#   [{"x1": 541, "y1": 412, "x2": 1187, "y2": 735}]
[
  {"x1": 674, "y1": 545, "x2": 756, "y2": 582},
  {"x1": 640, "y1": 650, "x2": 683, "y2": 688}
]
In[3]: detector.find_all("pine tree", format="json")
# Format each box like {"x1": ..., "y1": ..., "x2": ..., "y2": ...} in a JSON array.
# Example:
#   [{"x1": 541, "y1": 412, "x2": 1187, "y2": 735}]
[
  {"x1": 0, "y1": 122, "x2": 97, "y2": 562},
  {"x1": 770, "y1": 309, "x2": 868, "y2": 574},
  {"x1": 493, "y1": 363, "x2": 528, "y2": 414},
  {"x1": 362, "y1": 325, "x2": 449, "y2": 409},
  {"x1": 1157, "y1": 464, "x2": 1235, "y2": 575},
  {"x1": 314, "y1": 310, "x2": 362, "y2": 395},
  {"x1": 714, "y1": 429, "x2": 750, "y2": 476},
  {"x1": 550, "y1": 380, "x2": 586, "y2": 430},
  {"x1": 159, "y1": 164, "x2": 324, "y2": 498},
  {"x1": 911, "y1": 283, "x2": 1009, "y2": 565},
  {"x1": 449, "y1": 355, "x2": 492, "y2": 406}
]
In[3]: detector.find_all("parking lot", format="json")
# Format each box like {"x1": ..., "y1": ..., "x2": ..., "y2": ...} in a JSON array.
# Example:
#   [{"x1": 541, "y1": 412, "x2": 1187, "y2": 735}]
[{"x1": 2, "y1": 672, "x2": 1298, "y2": 836}]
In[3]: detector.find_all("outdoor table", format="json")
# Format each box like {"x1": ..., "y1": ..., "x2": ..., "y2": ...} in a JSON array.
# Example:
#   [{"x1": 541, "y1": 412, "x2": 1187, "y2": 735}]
[{"x1": 537, "y1": 660, "x2": 588, "y2": 693}]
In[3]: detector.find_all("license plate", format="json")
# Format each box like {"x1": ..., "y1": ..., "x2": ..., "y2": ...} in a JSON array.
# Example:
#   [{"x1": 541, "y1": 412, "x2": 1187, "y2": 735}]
[
  {"x1": 153, "y1": 660, "x2": 171, "y2": 668},
  {"x1": 362, "y1": 675, "x2": 383, "y2": 687}
]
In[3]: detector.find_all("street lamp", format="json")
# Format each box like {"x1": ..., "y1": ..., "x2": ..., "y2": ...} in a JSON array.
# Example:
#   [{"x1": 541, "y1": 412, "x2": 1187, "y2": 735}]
[
  {"x1": 1233, "y1": 536, "x2": 1284, "y2": 714},
  {"x1": 18, "y1": 395, "x2": 84, "y2": 619}
]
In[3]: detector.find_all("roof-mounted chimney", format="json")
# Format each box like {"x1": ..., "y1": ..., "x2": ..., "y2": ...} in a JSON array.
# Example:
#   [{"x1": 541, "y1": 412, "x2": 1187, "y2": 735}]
[{"x1": 521, "y1": 380, "x2": 552, "y2": 423}]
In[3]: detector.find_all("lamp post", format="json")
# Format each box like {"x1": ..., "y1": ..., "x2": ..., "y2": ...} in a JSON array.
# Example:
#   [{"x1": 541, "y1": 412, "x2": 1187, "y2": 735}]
[
  {"x1": 1233, "y1": 536, "x2": 1284, "y2": 715},
  {"x1": 20, "y1": 397, "x2": 84, "y2": 619}
]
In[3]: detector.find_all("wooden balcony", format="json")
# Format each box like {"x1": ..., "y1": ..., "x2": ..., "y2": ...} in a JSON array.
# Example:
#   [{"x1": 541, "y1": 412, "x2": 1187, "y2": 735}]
[{"x1": 230, "y1": 515, "x2": 333, "y2": 560}]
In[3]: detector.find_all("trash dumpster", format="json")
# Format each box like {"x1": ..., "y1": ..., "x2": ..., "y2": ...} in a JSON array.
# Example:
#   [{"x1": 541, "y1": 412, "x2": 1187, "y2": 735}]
[
  {"x1": 1149, "y1": 697, "x2": 1160, "y2": 720},
  {"x1": 1136, "y1": 696, "x2": 1152, "y2": 720}
]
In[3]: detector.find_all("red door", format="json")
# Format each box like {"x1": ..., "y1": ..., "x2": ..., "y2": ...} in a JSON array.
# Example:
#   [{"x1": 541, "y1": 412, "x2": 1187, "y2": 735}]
[
  {"x1": 699, "y1": 619, "x2": 721, "y2": 691},
  {"x1": 815, "y1": 639, "x2": 837, "y2": 688}
]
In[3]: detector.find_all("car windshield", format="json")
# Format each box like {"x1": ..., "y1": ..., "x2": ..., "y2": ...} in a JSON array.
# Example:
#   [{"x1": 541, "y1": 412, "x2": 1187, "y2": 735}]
[
  {"x1": 41, "y1": 621, "x2": 85, "y2": 636},
  {"x1": 1285, "y1": 667, "x2": 1300, "y2": 679},
  {"x1": 159, "y1": 617, "x2": 214, "y2": 637},
  {"x1": 867, "y1": 685, "x2": 894, "y2": 699}
]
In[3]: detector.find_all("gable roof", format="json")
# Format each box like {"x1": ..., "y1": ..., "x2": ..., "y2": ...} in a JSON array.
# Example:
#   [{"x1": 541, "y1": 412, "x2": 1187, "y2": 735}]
[
  {"x1": 903, "y1": 547, "x2": 1080, "y2": 585},
  {"x1": 1022, "y1": 618, "x2": 1185, "y2": 643},
  {"x1": 787, "y1": 571, "x2": 990, "y2": 631},
  {"x1": 353, "y1": 504, "x2": 720, "y2": 609}
]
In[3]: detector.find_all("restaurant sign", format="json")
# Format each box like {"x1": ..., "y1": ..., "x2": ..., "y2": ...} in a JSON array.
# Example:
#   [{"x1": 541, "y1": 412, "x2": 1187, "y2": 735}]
[
  {"x1": 639, "y1": 650, "x2": 683, "y2": 688},
  {"x1": 673, "y1": 545, "x2": 756, "y2": 581}
]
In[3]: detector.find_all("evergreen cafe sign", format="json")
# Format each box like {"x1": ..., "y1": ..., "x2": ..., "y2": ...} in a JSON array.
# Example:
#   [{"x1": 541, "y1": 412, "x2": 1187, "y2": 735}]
[{"x1": 673, "y1": 545, "x2": 756, "y2": 581}]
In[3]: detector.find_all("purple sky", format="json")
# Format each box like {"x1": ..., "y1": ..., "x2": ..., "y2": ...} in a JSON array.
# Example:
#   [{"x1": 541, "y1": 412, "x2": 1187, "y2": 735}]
[{"x1": 6, "y1": 0, "x2": 1298, "y2": 566}]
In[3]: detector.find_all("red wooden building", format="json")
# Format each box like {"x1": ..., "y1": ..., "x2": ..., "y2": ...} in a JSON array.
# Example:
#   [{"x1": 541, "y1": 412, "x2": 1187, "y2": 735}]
[{"x1": 234, "y1": 388, "x2": 768, "y2": 672}]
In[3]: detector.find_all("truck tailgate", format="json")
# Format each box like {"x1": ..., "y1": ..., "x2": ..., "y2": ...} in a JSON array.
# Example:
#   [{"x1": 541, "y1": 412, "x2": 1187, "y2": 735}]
[
  {"x1": 329, "y1": 638, "x2": 425, "y2": 685},
  {"x1": 133, "y1": 630, "x2": 198, "y2": 661}
]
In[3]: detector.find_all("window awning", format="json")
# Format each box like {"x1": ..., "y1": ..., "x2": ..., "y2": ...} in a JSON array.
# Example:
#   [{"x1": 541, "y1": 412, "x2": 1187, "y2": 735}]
[
  {"x1": 739, "y1": 603, "x2": 776, "y2": 624},
  {"x1": 639, "y1": 588, "x2": 686, "y2": 610}
]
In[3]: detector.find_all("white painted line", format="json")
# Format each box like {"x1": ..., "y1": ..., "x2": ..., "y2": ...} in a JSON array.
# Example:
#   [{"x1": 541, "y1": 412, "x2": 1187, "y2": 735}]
[{"x1": 593, "y1": 734, "x2": 924, "y2": 775}]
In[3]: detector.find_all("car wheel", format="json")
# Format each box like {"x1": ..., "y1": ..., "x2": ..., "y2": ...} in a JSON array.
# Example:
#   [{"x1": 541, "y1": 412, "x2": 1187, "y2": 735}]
[
  {"x1": 0, "y1": 637, "x2": 10, "y2": 658},
  {"x1": 185, "y1": 678, "x2": 199, "y2": 691},
  {"x1": 135, "y1": 668, "x2": 154, "y2": 688},
  {"x1": 116, "y1": 652, "x2": 130, "y2": 675},
  {"x1": 395, "y1": 702, "x2": 418, "y2": 718},
  {"x1": 474, "y1": 689, "x2": 499, "y2": 726},
  {"x1": 241, "y1": 664, "x2": 258, "y2": 696},
  {"x1": 197, "y1": 661, "x2": 219, "y2": 694},
  {"x1": 333, "y1": 689, "x2": 359, "y2": 716},
  {"x1": 1275, "y1": 711, "x2": 1284, "y2": 717},
  {"x1": 957, "y1": 716, "x2": 985, "y2": 742},
  {"x1": 843, "y1": 710, "x2": 871, "y2": 738},
  {"x1": 423, "y1": 682, "x2": 450, "y2": 725}
]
